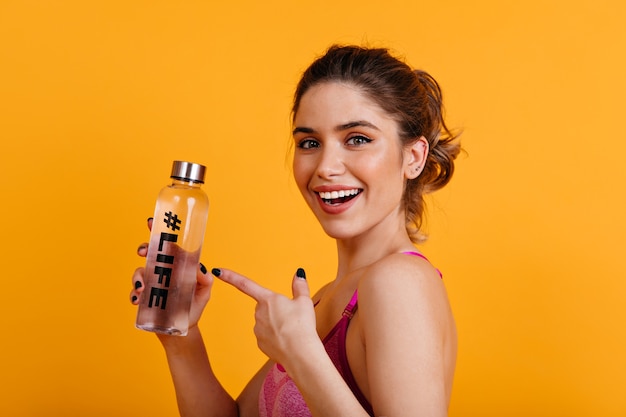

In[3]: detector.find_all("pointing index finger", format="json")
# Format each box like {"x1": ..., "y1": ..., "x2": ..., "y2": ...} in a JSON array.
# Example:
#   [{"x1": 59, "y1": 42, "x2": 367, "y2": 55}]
[{"x1": 212, "y1": 268, "x2": 272, "y2": 301}]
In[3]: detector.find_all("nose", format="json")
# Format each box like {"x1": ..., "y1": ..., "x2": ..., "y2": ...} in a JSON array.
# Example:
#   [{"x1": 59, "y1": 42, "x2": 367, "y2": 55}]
[{"x1": 315, "y1": 144, "x2": 345, "y2": 179}]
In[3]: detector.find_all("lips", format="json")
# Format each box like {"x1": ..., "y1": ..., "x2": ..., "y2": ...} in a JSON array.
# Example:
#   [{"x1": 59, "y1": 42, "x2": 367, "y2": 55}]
[
  {"x1": 317, "y1": 188, "x2": 361, "y2": 205},
  {"x1": 313, "y1": 187, "x2": 362, "y2": 214}
]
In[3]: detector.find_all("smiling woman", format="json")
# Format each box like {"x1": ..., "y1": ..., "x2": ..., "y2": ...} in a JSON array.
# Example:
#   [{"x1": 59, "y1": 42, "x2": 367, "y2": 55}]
[
  {"x1": 292, "y1": 81, "x2": 420, "y2": 231},
  {"x1": 130, "y1": 44, "x2": 461, "y2": 417},
  {"x1": 292, "y1": 46, "x2": 461, "y2": 243}
]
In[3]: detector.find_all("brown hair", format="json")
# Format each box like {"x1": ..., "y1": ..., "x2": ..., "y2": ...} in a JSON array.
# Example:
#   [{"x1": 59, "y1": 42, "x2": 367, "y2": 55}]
[{"x1": 293, "y1": 45, "x2": 462, "y2": 242}]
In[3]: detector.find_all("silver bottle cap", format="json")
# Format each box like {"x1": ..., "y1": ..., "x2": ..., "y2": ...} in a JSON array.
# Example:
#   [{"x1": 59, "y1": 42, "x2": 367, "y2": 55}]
[{"x1": 170, "y1": 161, "x2": 206, "y2": 184}]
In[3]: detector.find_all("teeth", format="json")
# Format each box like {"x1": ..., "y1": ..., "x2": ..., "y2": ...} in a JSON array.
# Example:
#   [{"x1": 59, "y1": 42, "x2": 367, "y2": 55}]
[{"x1": 318, "y1": 189, "x2": 360, "y2": 200}]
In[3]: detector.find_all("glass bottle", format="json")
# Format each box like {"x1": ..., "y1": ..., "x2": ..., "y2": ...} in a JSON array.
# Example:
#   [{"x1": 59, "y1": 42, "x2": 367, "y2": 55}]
[{"x1": 136, "y1": 161, "x2": 209, "y2": 336}]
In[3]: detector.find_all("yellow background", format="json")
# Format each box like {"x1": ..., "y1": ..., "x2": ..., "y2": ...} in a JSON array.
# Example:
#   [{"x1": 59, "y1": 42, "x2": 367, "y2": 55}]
[{"x1": 1, "y1": 1, "x2": 624, "y2": 416}]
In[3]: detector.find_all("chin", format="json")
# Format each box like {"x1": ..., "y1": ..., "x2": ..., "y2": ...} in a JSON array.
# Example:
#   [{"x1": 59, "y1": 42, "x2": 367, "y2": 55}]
[{"x1": 318, "y1": 223, "x2": 363, "y2": 241}]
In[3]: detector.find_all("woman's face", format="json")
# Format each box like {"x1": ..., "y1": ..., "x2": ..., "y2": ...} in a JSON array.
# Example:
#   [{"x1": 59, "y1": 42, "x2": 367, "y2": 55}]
[{"x1": 292, "y1": 82, "x2": 422, "y2": 241}]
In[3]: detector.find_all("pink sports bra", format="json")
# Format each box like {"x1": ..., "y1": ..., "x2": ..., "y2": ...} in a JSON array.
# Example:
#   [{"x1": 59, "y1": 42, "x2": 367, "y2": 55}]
[{"x1": 257, "y1": 251, "x2": 440, "y2": 417}]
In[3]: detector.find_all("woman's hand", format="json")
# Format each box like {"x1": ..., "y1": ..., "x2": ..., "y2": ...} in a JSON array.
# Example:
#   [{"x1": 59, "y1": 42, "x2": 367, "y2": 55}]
[
  {"x1": 129, "y1": 218, "x2": 214, "y2": 335},
  {"x1": 212, "y1": 267, "x2": 319, "y2": 371}
]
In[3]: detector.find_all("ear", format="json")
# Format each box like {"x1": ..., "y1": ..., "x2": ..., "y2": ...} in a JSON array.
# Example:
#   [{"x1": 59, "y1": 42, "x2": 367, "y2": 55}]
[{"x1": 404, "y1": 136, "x2": 429, "y2": 179}]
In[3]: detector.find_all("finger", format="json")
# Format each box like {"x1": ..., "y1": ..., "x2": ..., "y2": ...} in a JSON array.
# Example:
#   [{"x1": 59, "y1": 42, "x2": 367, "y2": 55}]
[
  {"x1": 131, "y1": 266, "x2": 145, "y2": 288},
  {"x1": 292, "y1": 267, "x2": 310, "y2": 299},
  {"x1": 130, "y1": 292, "x2": 139, "y2": 304},
  {"x1": 197, "y1": 263, "x2": 212, "y2": 287},
  {"x1": 130, "y1": 267, "x2": 145, "y2": 304},
  {"x1": 137, "y1": 243, "x2": 148, "y2": 257},
  {"x1": 137, "y1": 217, "x2": 153, "y2": 258},
  {"x1": 211, "y1": 268, "x2": 272, "y2": 301}
]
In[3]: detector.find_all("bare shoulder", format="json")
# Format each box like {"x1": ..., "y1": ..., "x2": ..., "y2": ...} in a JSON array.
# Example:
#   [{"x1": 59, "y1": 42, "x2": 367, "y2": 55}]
[
  {"x1": 357, "y1": 252, "x2": 452, "y2": 322},
  {"x1": 359, "y1": 252, "x2": 445, "y2": 294}
]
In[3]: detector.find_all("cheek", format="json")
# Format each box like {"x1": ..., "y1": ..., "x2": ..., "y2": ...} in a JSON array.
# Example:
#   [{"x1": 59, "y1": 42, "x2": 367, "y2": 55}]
[
  {"x1": 292, "y1": 157, "x2": 311, "y2": 194},
  {"x1": 364, "y1": 152, "x2": 402, "y2": 180},
  {"x1": 366, "y1": 154, "x2": 406, "y2": 197}
]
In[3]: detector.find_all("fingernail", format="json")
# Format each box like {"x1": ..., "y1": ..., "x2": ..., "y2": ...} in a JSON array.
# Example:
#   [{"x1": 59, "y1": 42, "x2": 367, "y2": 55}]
[
  {"x1": 296, "y1": 268, "x2": 306, "y2": 280},
  {"x1": 134, "y1": 280, "x2": 142, "y2": 289},
  {"x1": 200, "y1": 263, "x2": 207, "y2": 274},
  {"x1": 137, "y1": 244, "x2": 147, "y2": 252},
  {"x1": 211, "y1": 268, "x2": 221, "y2": 277},
  {"x1": 131, "y1": 295, "x2": 138, "y2": 303},
  {"x1": 147, "y1": 217, "x2": 153, "y2": 223}
]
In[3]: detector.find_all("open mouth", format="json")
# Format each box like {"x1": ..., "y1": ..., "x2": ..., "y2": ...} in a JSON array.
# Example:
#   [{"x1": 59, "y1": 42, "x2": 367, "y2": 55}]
[{"x1": 317, "y1": 189, "x2": 362, "y2": 205}]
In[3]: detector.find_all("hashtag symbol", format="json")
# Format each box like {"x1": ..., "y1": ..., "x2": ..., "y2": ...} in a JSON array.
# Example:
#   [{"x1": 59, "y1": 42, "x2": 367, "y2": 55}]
[{"x1": 163, "y1": 211, "x2": 181, "y2": 231}]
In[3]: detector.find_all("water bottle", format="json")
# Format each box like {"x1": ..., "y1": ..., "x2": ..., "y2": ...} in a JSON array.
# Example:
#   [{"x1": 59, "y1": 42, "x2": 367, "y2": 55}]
[{"x1": 136, "y1": 161, "x2": 209, "y2": 336}]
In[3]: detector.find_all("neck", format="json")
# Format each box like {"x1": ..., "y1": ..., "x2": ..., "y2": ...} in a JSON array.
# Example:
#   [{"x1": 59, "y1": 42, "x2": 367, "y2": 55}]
[{"x1": 333, "y1": 212, "x2": 415, "y2": 280}]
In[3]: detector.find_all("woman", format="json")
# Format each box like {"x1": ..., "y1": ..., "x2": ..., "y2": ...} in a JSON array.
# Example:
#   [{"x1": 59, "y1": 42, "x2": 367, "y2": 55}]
[{"x1": 131, "y1": 44, "x2": 460, "y2": 416}]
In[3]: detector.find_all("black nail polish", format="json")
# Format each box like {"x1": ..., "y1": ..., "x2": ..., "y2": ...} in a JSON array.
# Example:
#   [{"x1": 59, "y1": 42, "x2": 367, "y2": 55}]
[
  {"x1": 134, "y1": 281, "x2": 142, "y2": 289},
  {"x1": 131, "y1": 295, "x2": 138, "y2": 303},
  {"x1": 200, "y1": 263, "x2": 207, "y2": 274},
  {"x1": 296, "y1": 268, "x2": 306, "y2": 280},
  {"x1": 211, "y1": 268, "x2": 221, "y2": 277}
]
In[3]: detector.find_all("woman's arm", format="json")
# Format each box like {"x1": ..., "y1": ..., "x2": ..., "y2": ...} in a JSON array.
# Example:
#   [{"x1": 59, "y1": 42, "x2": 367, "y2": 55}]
[
  {"x1": 158, "y1": 329, "x2": 273, "y2": 417},
  {"x1": 214, "y1": 268, "x2": 371, "y2": 417},
  {"x1": 237, "y1": 360, "x2": 275, "y2": 416},
  {"x1": 158, "y1": 328, "x2": 238, "y2": 417},
  {"x1": 284, "y1": 341, "x2": 371, "y2": 417},
  {"x1": 358, "y1": 254, "x2": 457, "y2": 416}
]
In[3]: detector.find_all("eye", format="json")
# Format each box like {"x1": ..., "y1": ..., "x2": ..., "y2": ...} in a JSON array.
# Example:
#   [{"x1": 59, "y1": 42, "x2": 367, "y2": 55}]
[
  {"x1": 346, "y1": 135, "x2": 372, "y2": 146},
  {"x1": 296, "y1": 138, "x2": 320, "y2": 149}
]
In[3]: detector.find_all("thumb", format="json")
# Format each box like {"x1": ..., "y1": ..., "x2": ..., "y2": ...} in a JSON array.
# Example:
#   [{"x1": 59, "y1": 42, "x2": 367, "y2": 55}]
[{"x1": 292, "y1": 267, "x2": 310, "y2": 299}]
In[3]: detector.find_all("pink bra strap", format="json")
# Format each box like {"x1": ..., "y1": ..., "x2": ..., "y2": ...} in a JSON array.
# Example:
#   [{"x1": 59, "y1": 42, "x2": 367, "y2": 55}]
[
  {"x1": 343, "y1": 290, "x2": 359, "y2": 318},
  {"x1": 402, "y1": 251, "x2": 443, "y2": 278},
  {"x1": 402, "y1": 250, "x2": 427, "y2": 260}
]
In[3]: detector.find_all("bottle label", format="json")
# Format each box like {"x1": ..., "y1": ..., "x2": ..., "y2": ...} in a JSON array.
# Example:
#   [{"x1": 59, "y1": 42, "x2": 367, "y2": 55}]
[{"x1": 147, "y1": 211, "x2": 182, "y2": 310}]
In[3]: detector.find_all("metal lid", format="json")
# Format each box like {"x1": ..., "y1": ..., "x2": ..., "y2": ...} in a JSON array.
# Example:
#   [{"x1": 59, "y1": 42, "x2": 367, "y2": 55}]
[{"x1": 170, "y1": 161, "x2": 206, "y2": 184}]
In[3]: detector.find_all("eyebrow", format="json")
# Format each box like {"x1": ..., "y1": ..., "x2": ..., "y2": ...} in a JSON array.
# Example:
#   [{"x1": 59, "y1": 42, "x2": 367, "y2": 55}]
[{"x1": 292, "y1": 120, "x2": 380, "y2": 136}]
